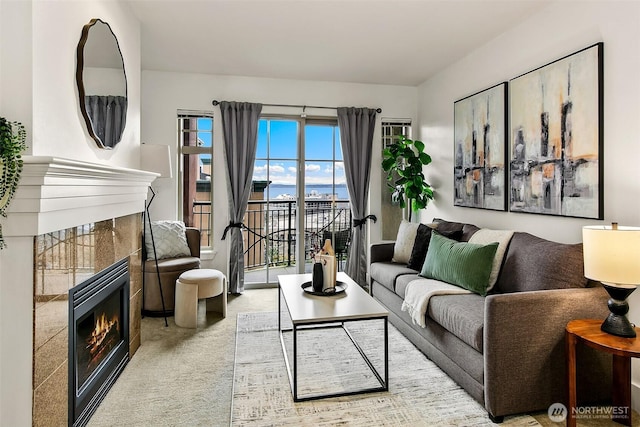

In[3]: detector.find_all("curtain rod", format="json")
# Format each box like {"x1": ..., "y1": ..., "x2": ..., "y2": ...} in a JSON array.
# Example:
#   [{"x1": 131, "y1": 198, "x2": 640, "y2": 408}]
[{"x1": 211, "y1": 100, "x2": 382, "y2": 114}]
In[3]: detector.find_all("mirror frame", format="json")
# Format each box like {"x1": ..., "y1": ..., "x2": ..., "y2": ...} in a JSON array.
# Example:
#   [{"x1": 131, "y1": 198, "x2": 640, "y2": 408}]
[{"x1": 76, "y1": 18, "x2": 128, "y2": 150}]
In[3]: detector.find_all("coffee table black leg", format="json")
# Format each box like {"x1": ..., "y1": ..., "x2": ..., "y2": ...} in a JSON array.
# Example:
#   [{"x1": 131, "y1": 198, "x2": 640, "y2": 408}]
[
  {"x1": 384, "y1": 318, "x2": 389, "y2": 389},
  {"x1": 282, "y1": 317, "x2": 388, "y2": 401},
  {"x1": 293, "y1": 323, "x2": 298, "y2": 401}
]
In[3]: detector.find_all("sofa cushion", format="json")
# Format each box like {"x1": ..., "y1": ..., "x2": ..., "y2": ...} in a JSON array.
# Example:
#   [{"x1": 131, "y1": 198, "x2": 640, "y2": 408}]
[
  {"x1": 145, "y1": 220, "x2": 192, "y2": 260},
  {"x1": 431, "y1": 218, "x2": 465, "y2": 240},
  {"x1": 461, "y1": 223, "x2": 481, "y2": 242},
  {"x1": 370, "y1": 262, "x2": 418, "y2": 292},
  {"x1": 407, "y1": 224, "x2": 434, "y2": 270},
  {"x1": 420, "y1": 232, "x2": 499, "y2": 296},
  {"x1": 144, "y1": 256, "x2": 200, "y2": 273},
  {"x1": 428, "y1": 293, "x2": 485, "y2": 353},
  {"x1": 468, "y1": 228, "x2": 514, "y2": 293},
  {"x1": 394, "y1": 272, "x2": 423, "y2": 299},
  {"x1": 493, "y1": 232, "x2": 589, "y2": 293},
  {"x1": 392, "y1": 220, "x2": 420, "y2": 264},
  {"x1": 407, "y1": 222, "x2": 472, "y2": 271}
]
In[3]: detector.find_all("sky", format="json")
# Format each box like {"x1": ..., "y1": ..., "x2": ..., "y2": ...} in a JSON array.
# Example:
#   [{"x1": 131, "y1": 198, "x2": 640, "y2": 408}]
[
  {"x1": 194, "y1": 117, "x2": 345, "y2": 189},
  {"x1": 252, "y1": 119, "x2": 345, "y2": 187}
]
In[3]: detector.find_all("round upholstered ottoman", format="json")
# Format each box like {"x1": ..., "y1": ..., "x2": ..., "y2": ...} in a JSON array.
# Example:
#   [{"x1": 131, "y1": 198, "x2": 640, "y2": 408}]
[{"x1": 175, "y1": 269, "x2": 227, "y2": 328}]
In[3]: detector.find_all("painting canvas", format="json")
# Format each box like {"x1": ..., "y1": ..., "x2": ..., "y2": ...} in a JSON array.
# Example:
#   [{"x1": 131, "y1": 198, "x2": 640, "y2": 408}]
[
  {"x1": 454, "y1": 82, "x2": 507, "y2": 211},
  {"x1": 509, "y1": 43, "x2": 603, "y2": 219}
]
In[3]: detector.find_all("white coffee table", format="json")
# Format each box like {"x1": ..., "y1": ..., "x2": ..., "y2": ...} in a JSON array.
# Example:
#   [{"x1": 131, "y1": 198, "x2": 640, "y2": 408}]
[{"x1": 278, "y1": 272, "x2": 389, "y2": 401}]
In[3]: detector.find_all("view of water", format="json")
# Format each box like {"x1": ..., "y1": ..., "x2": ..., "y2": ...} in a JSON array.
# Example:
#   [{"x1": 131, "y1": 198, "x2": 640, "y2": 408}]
[{"x1": 267, "y1": 184, "x2": 349, "y2": 200}]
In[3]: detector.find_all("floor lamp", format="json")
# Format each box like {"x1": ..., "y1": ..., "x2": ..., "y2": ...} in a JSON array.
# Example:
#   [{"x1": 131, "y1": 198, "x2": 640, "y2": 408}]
[{"x1": 141, "y1": 143, "x2": 173, "y2": 327}]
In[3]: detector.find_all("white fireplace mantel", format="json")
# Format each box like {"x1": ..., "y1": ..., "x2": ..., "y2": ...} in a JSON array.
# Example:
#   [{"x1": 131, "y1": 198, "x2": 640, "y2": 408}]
[{"x1": 3, "y1": 156, "x2": 158, "y2": 237}]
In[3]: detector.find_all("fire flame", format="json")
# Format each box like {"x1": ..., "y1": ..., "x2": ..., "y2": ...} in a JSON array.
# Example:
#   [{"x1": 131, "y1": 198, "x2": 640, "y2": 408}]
[{"x1": 86, "y1": 313, "x2": 119, "y2": 357}]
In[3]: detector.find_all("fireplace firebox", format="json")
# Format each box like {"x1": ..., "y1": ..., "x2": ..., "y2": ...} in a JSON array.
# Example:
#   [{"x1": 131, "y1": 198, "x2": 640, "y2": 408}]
[{"x1": 68, "y1": 258, "x2": 130, "y2": 427}]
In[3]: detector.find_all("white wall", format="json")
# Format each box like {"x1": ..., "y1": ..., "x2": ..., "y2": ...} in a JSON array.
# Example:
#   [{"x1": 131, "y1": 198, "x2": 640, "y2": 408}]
[
  {"x1": 31, "y1": 0, "x2": 140, "y2": 167},
  {"x1": 0, "y1": 1, "x2": 141, "y2": 425},
  {"x1": 416, "y1": 0, "x2": 640, "y2": 408},
  {"x1": 0, "y1": 0, "x2": 33, "y2": 150},
  {"x1": 141, "y1": 71, "x2": 416, "y2": 272}
]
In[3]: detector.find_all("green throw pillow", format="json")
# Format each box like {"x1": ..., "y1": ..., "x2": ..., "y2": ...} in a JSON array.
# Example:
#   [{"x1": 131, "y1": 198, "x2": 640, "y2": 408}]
[{"x1": 420, "y1": 232, "x2": 499, "y2": 296}]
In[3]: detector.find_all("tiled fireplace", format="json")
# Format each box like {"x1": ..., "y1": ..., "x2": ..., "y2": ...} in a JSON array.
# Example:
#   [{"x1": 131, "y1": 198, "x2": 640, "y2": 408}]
[
  {"x1": 34, "y1": 215, "x2": 142, "y2": 426},
  {"x1": 0, "y1": 157, "x2": 157, "y2": 426}
]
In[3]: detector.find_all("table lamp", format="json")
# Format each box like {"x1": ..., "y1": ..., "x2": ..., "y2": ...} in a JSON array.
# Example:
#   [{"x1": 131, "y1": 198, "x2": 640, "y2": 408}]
[{"x1": 583, "y1": 223, "x2": 640, "y2": 337}]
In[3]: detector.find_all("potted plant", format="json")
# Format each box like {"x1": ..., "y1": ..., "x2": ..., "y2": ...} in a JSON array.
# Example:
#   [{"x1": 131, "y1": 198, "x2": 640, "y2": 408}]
[
  {"x1": 0, "y1": 117, "x2": 27, "y2": 249},
  {"x1": 382, "y1": 135, "x2": 434, "y2": 220}
]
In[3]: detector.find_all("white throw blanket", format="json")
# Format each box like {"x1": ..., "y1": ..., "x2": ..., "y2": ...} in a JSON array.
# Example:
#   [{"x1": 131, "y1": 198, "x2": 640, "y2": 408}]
[{"x1": 401, "y1": 279, "x2": 471, "y2": 328}]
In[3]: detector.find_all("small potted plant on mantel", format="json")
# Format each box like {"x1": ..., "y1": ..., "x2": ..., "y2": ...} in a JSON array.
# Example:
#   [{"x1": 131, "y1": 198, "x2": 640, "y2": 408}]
[
  {"x1": 382, "y1": 135, "x2": 434, "y2": 221},
  {"x1": 0, "y1": 117, "x2": 27, "y2": 249}
]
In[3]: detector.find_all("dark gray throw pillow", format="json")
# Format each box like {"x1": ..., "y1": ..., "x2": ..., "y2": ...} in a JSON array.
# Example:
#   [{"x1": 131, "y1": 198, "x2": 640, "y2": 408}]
[
  {"x1": 407, "y1": 224, "x2": 433, "y2": 270},
  {"x1": 431, "y1": 218, "x2": 465, "y2": 241},
  {"x1": 407, "y1": 222, "x2": 465, "y2": 271}
]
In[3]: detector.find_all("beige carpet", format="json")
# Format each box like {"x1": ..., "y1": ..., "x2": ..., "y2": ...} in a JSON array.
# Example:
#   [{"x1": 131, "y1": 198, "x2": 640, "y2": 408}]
[
  {"x1": 88, "y1": 288, "x2": 279, "y2": 427},
  {"x1": 87, "y1": 287, "x2": 634, "y2": 426},
  {"x1": 232, "y1": 311, "x2": 540, "y2": 426}
]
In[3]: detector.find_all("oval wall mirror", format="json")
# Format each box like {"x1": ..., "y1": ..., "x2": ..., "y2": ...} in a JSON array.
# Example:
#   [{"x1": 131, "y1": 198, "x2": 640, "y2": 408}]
[{"x1": 76, "y1": 19, "x2": 127, "y2": 149}]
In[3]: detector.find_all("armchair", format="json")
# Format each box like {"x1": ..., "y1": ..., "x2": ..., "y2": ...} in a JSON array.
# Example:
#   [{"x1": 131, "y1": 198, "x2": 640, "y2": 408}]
[{"x1": 143, "y1": 226, "x2": 201, "y2": 316}]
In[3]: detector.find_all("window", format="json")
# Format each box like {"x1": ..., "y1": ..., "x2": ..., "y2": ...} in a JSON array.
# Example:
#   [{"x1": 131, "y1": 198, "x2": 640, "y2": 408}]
[
  {"x1": 178, "y1": 111, "x2": 214, "y2": 248},
  {"x1": 381, "y1": 119, "x2": 411, "y2": 149},
  {"x1": 304, "y1": 120, "x2": 346, "y2": 205},
  {"x1": 381, "y1": 119, "x2": 412, "y2": 240}
]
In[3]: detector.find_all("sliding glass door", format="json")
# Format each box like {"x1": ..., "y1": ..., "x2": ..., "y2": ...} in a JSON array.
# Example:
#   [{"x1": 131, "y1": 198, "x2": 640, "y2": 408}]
[
  {"x1": 244, "y1": 116, "x2": 350, "y2": 286},
  {"x1": 304, "y1": 122, "x2": 351, "y2": 271},
  {"x1": 244, "y1": 118, "x2": 299, "y2": 286}
]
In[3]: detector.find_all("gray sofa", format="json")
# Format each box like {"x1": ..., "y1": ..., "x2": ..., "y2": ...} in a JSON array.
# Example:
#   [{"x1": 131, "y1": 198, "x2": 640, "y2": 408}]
[{"x1": 369, "y1": 219, "x2": 612, "y2": 422}]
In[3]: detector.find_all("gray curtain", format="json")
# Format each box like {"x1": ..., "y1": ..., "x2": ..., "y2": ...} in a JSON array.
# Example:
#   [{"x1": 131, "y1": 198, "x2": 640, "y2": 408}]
[
  {"x1": 338, "y1": 107, "x2": 377, "y2": 287},
  {"x1": 220, "y1": 101, "x2": 263, "y2": 294},
  {"x1": 85, "y1": 95, "x2": 127, "y2": 148}
]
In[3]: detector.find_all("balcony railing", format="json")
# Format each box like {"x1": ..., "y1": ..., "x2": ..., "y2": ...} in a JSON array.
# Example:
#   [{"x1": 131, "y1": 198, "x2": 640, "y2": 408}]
[
  {"x1": 191, "y1": 199, "x2": 352, "y2": 270},
  {"x1": 192, "y1": 200, "x2": 212, "y2": 247},
  {"x1": 245, "y1": 199, "x2": 352, "y2": 269}
]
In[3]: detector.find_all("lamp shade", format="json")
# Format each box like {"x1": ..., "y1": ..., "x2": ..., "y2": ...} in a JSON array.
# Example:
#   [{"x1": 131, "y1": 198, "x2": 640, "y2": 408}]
[
  {"x1": 141, "y1": 144, "x2": 173, "y2": 178},
  {"x1": 582, "y1": 225, "x2": 640, "y2": 286}
]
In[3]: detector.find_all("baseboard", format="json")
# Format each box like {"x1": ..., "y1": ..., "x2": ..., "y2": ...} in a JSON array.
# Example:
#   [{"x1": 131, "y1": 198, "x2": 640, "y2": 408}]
[
  {"x1": 244, "y1": 282, "x2": 278, "y2": 290},
  {"x1": 632, "y1": 380, "x2": 640, "y2": 413}
]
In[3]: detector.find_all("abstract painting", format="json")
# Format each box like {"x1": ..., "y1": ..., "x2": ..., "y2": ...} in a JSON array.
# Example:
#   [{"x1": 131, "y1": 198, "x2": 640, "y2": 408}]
[
  {"x1": 454, "y1": 82, "x2": 507, "y2": 211},
  {"x1": 509, "y1": 43, "x2": 603, "y2": 219}
]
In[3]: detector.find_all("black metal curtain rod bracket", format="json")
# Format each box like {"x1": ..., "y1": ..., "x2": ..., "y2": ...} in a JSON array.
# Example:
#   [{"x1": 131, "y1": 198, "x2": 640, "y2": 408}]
[{"x1": 211, "y1": 100, "x2": 381, "y2": 114}]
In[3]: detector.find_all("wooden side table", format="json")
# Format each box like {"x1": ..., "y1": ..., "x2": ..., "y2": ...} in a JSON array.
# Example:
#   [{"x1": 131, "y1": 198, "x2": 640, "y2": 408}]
[{"x1": 566, "y1": 319, "x2": 640, "y2": 427}]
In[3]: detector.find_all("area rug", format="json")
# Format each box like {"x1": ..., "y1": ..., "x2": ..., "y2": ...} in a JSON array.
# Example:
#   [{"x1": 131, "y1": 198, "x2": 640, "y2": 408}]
[{"x1": 231, "y1": 312, "x2": 541, "y2": 426}]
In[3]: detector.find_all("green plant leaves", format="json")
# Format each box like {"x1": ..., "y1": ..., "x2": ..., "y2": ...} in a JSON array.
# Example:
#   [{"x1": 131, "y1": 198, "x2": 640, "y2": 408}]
[
  {"x1": 0, "y1": 117, "x2": 27, "y2": 249},
  {"x1": 382, "y1": 135, "x2": 434, "y2": 212},
  {"x1": 419, "y1": 152, "x2": 431, "y2": 165},
  {"x1": 381, "y1": 157, "x2": 395, "y2": 172}
]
